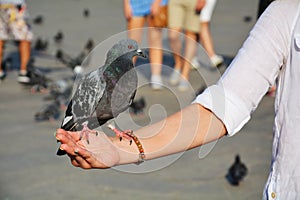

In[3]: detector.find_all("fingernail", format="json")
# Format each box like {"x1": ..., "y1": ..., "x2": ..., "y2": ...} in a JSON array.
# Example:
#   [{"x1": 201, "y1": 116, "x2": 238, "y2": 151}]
[
  {"x1": 59, "y1": 147, "x2": 64, "y2": 151},
  {"x1": 56, "y1": 136, "x2": 60, "y2": 142}
]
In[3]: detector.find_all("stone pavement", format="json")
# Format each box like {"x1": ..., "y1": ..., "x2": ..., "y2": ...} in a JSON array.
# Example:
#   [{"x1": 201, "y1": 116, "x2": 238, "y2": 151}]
[{"x1": 0, "y1": 0, "x2": 275, "y2": 199}]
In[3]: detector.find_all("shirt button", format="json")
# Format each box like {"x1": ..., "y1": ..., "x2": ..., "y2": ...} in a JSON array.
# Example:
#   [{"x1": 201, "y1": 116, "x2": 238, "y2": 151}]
[{"x1": 271, "y1": 192, "x2": 276, "y2": 199}]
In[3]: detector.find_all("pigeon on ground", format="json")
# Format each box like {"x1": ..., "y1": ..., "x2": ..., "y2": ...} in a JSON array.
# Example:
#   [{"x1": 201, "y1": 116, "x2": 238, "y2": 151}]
[
  {"x1": 57, "y1": 39, "x2": 147, "y2": 156},
  {"x1": 34, "y1": 37, "x2": 48, "y2": 51},
  {"x1": 35, "y1": 99, "x2": 61, "y2": 121},
  {"x1": 21, "y1": 59, "x2": 50, "y2": 89},
  {"x1": 56, "y1": 38, "x2": 94, "y2": 74},
  {"x1": 129, "y1": 96, "x2": 146, "y2": 115},
  {"x1": 33, "y1": 15, "x2": 44, "y2": 25},
  {"x1": 54, "y1": 31, "x2": 64, "y2": 43},
  {"x1": 225, "y1": 154, "x2": 248, "y2": 186},
  {"x1": 83, "y1": 8, "x2": 90, "y2": 18}
]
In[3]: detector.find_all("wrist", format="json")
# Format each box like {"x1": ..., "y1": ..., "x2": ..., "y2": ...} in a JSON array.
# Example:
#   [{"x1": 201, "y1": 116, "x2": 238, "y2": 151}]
[{"x1": 112, "y1": 136, "x2": 143, "y2": 165}]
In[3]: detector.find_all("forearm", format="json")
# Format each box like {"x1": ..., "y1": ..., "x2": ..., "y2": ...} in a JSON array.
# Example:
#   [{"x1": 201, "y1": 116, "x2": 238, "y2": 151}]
[{"x1": 114, "y1": 104, "x2": 227, "y2": 165}]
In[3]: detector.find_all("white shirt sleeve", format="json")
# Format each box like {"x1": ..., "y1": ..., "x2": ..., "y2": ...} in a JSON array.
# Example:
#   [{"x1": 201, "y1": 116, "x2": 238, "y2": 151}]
[{"x1": 193, "y1": 0, "x2": 293, "y2": 136}]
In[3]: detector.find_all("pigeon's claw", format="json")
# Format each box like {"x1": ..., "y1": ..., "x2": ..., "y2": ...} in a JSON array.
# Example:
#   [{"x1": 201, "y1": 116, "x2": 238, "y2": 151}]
[
  {"x1": 79, "y1": 124, "x2": 98, "y2": 144},
  {"x1": 107, "y1": 124, "x2": 133, "y2": 144}
]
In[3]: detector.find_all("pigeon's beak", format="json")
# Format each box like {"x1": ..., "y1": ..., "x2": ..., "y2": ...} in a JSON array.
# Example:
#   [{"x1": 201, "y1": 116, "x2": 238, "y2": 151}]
[{"x1": 136, "y1": 49, "x2": 147, "y2": 58}]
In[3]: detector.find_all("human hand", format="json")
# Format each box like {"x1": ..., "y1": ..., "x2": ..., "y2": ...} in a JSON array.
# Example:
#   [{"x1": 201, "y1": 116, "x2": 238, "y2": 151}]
[{"x1": 55, "y1": 129, "x2": 120, "y2": 169}]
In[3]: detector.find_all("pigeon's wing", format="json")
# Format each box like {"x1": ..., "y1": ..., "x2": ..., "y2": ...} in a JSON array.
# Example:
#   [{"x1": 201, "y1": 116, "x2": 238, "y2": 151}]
[
  {"x1": 71, "y1": 68, "x2": 106, "y2": 121},
  {"x1": 95, "y1": 58, "x2": 137, "y2": 120}
]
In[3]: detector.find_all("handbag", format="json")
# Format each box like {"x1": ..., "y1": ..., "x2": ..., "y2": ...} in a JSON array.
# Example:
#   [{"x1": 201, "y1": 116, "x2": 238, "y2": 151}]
[{"x1": 151, "y1": 5, "x2": 168, "y2": 28}]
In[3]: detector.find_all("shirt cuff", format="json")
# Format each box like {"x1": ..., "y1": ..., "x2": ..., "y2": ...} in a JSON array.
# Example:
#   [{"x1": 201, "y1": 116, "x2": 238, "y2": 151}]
[{"x1": 192, "y1": 85, "x2": 251, "y2": 136}]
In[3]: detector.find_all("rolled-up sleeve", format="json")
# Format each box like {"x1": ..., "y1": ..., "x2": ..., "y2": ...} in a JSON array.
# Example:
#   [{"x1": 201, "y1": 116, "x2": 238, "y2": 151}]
[
  {"x1": 192, "y1": 0, "x2": 291, "y2": 136},
  {"x1": 193, "y1": 84, "x2": 250, "y2": 136}
]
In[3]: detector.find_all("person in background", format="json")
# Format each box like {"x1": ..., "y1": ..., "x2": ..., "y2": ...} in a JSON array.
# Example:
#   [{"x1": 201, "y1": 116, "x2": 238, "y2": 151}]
[
  {"x1": 0, "y1": 0, "x2": 33, "y2": 83},
  {"x1": 167, "y1": 0, "x2": 205, "y2": 91},
  {"x1": 123, "y1": 0, "x2": 168, "y2": 90},
  {"x1": 192, "y1": 0, "x2": 224, "y2": 68}
]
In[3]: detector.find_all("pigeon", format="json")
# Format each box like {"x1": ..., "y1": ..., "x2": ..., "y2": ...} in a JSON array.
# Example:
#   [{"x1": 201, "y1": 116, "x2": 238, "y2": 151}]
[
  {"x1": 35, "y1": 99, "x2": 61, "y2": 121},
  {"x1": 33, "y1": 15, "x2": 44, "y2": 25},
  {"x1": 83, "y1": 8, "x2": 90, "y2": 18},
  {"x1": 20, "y1": 59, "x2": 50, "y2": 88},
  {"x1": 129, "y1": 96, "x2": 146, "y2": 115},
  {"x1": 34, "y1": 37, "x2": 48, "y2": 51},
  {"x1": 53, "y1": 31, "x2": 64, "y2": 43},
  {"x1": 56, "y1": 39, "x2": 147, "y2": 156},
  {"x1": 243, "y1": 16, "x2": 253, "y2": 23},
  {"x1": 225, "y1": 154, "x2": 248, "y2": 186},
  {"x1": 56, "y1": 38, "x2": 94, "y2": 74}
]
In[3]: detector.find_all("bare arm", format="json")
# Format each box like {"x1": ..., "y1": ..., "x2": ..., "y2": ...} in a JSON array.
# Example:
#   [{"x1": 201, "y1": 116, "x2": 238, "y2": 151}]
[{"x1": 56, "y1": 104, "x2": 226, "y2": 169}]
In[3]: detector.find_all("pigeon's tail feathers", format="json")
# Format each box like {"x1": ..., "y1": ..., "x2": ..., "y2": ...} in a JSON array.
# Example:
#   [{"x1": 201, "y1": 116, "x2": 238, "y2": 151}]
[{"x1": 61, "y1": 116, "x2": 76, "y2": 131}]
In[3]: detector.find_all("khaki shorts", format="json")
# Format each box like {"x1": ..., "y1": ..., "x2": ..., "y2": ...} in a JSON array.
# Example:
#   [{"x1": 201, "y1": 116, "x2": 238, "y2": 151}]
[
  {"x1": 0, "y1": 4, "x2": 33, "y2": 41},
  {"x1": 168, "y1": 0, "x2": 200, "y2": 33}
]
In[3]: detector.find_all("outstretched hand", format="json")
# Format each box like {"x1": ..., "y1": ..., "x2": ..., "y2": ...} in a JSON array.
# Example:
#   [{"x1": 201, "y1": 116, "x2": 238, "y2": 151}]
[{"x1": 55, "y1": 129, "x2": 120, "y2": 169}]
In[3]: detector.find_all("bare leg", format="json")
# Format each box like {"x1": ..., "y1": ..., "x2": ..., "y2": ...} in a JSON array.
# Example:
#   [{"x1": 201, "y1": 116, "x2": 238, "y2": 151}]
[
  {"x1": 148, "y1": 26, "x2": 163, "y2": 76},
  {"x1": 0, "y1": 40, "x2": 3, "y2": 72},
  {"x1": 19, "y1": 40, "x2": 31, "y2": 73},
  {"x1": 181, "y1": 31, "x2": 197, "y2": 81},
  {"x1": 168, "y1": 28, "x2": 183, "y2": 71},
  {"x1": 200, "y1": 21, "x2": 215, "y2": 58},
  {"x1": 127, "y1": 17, "x2": 146, "y2": 64}
]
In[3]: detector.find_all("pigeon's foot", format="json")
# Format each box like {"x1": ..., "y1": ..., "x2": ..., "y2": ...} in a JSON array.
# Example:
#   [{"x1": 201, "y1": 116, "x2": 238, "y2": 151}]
[
  {"x1": 80, "y1": 124, "x2": 99, "y2": 144},
  {"x1": 107, "y1": 124, "x2": 133, "y2": 144}
]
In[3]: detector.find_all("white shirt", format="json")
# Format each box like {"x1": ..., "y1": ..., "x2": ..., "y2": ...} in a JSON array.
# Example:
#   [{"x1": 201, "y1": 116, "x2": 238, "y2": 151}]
[{"x1": 193, "y1": 0, "x2": 300, "y2": 199}]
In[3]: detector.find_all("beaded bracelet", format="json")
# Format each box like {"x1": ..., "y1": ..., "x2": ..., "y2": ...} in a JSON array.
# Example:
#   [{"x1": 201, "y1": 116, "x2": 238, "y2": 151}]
[{"x1": 108, "y1": 124, "x2": 145, "y2": 165}]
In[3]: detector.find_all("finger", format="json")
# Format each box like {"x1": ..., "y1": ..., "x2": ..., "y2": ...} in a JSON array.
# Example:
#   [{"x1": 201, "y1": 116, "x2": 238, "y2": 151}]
[
  {"x1": 55, "y1": 128, "x2": 68, "y2": 141},
  {"x1": 60, "y1": 142, "x2": 80, "y2": 156},
  {"x1": 56, "y1": 129, "x2": 81, "y2": 142},
  {"x1": 74, "y1": 147, "x2": 109, "y2": 169},
  {"x1": 62, "y1": 144, "x2": 92, "y2": 169},
  {"x1": 72, "y1": 149, "x2": 93, "y2": 169},
  {"x1": 79, "y1": 148, "x2": 110, "y2": 169},
  {"x1": 70, "y1": 156, "x2": 80, "y2": 167},
  {"x1": 67, "y1": 131, "x2": 82, "y2": 141}
]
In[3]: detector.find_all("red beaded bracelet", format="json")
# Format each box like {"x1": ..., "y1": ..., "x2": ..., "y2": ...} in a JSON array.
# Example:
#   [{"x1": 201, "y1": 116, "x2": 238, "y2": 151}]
[{"x1": 108, "y1": 124, "x2": 145, "y2": 165}]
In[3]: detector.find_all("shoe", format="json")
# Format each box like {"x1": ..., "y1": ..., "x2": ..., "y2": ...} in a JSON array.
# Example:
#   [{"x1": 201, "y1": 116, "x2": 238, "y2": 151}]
[
  {"x1": 151, "y1": 75, "x2": 163, "y2": 90},
  {"x1": 210, "y1": 55, "x2": 224, "y2": 67},
  {"x1": 0, "y1": 71, "x2": 6, "y2": 81},
  {"x1": 178, "y1": 79, "x2": 189, "y2": 92},
  {"x1": 191, "y1": 57, "x2": 200, "y2": 69},
  {"x1": 18, "y1": 71, "x2": 31, "y2": 84},
  {"x1": 169, "y1": 69, "x2": 181, "y2": 85}
]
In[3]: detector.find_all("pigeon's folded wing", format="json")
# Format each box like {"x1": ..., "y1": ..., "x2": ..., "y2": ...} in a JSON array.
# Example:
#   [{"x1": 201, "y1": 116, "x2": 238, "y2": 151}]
[{"x1": 72, "y1": 69, "x2": 106, "y2": 121}]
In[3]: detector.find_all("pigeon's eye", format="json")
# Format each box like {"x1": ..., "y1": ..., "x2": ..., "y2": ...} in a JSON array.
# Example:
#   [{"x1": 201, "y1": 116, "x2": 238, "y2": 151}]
[{"x1": 128, "y1": 45, "x2": 133, "y2": 49}]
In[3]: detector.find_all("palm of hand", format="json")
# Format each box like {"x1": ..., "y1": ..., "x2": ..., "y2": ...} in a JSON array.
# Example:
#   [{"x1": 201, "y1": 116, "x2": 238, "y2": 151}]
[{"x1": 77, "y1": 132, "x2": 120, "y2": 168}]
